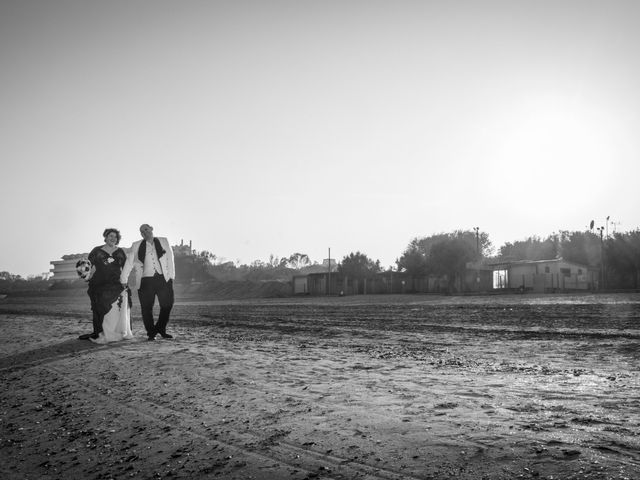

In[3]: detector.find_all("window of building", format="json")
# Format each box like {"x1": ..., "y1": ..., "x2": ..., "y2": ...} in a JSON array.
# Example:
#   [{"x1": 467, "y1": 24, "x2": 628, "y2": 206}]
[
  {"x1": 560, "y1": 268, "x2": 571, "y2": 277},
  {"x1": 544, "y1": 266, "x2": 550, "y2": 273}
]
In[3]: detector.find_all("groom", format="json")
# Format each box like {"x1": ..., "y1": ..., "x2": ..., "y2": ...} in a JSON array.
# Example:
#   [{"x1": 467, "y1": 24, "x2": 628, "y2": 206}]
[{"x1": 121, "y1": 224, "x2": 175, "y2": 341}]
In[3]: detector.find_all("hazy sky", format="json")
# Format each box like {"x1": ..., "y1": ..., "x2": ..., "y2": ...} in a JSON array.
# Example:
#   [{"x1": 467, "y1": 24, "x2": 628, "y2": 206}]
[{"x1": 1, "y1": 1, "x2": 639, "y2": 277}]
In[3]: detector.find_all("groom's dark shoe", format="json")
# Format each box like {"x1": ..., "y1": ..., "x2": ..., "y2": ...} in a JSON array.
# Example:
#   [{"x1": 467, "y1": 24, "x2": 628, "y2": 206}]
[
  {"x1": 147, "y1": 328, "x2": 157, "y2": 341},
  {"x1": 158, "y1": 332, "x2": 173, "y2": 339}
]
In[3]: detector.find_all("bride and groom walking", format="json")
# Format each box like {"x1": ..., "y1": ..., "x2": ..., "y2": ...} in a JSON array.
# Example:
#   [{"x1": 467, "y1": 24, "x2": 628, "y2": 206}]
[{"x1": 78, "y1": 223, "x2": 175, "y2": 343}]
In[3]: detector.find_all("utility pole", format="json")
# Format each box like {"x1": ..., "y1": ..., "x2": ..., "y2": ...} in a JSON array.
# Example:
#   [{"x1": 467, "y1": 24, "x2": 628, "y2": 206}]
[
  {"x1": 597, "y1": 226, "x2": 605, "y2": 291},
  {"x1": 473, "y1": 227, "x2": 480, "y2": 291},
  {"x1": 473, "y1": 227, "x2": 480, "y2": 257},
  {"x1": 327, "y1": 247, "x2": 331, "y2": 296}
]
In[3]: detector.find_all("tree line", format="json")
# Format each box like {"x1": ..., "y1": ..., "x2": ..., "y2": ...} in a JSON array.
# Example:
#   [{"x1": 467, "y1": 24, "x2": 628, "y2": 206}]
[
  {"x1": 175, "y1": 228, "x2": 640, "y2": 291},
  {"x1": 2, "y1": 228, "x2": 639, "y2": 292}
]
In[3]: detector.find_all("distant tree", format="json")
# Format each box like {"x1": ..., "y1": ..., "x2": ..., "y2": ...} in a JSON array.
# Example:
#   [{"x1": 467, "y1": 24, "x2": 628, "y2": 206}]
[
  {"x1": 499, "y1": 231, "x2": 605, "y2": 265},
  {"x1": 234, "y1": 254, "x2": 295, "y2": 281},
  {"x1": 0, "y1": 271, "x2": 51, "y2": 293},
  {"x1": 199, "y1": 250, "x2": 217, "y2": 263},
  {"x1": 0, "y1": 271, "x2": 22, "y2": 281},
  {"x1": 174, "y1": 249, "x2": 215, "y2": 283},
  {"x1": 396, "y1": 245, "x2": 429, "y2": 276},
  {"x1": 499, "y1": 235, "x2": 558, "y2": 261},
  {"x1": 267, "y1": 254, "x2": 281, "y2": 269},
  {"x1": 606, "y1": 230, "x2": 640, "y2": 289},
  {"x1": 397, "y1": 230, "x2": 491, "y2": 275},
  {"x1": 208, "y1": 261, "x2": 244, "y2": 282},
  {"x1": 429, "y1": 237, "x2": 477, "y2": 292},
  {"x1": 249, "y1": 259, "x2": 266, "y2": 269},
  {"x1": 557, "y1": 231, "x2": 601, "y2": 266},
  {"x1": 338, "y1": 252, "x2": 381, "y2": 280},
  {"x1": 249, "y1": 254, "x2": 285, "y2": 269},
  {"x1": 281, "y1": 253, "x2": 311, "y2": 270}
]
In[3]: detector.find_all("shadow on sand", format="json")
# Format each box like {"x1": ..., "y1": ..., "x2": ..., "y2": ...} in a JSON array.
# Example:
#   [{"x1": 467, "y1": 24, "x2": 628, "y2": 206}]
[{"x1": 0, "y1": 338, "x2": 117, "y2": 371}]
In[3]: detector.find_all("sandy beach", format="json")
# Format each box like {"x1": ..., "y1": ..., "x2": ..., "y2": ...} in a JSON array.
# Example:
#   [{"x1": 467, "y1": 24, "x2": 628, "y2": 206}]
[{"x1": 1, "y1": 293, "x2": 639, "y2": 479}]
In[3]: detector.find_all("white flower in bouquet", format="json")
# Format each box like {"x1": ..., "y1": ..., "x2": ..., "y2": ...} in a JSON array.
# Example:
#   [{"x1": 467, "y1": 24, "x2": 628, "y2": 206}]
[{"x1": 75, "y1": 259, "x2": 92, "y2": 281}]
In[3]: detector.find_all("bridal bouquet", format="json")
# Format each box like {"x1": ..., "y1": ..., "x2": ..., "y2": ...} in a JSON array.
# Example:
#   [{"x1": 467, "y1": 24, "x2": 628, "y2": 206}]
[{"x1": 75, "y1": 259, "x2": 92, "y2": 281}]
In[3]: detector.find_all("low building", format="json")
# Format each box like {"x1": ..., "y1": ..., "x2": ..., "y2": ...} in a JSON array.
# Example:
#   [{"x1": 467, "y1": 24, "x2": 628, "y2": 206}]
[
  {"x1": 296, "y1": 271, "x2": 448, "y2": 296},
  {"x1": 487, "y1": 258, "x2": 598, "y2": 292},
  {"x1": 292, "y1": 259, "x2": 338, "y2": 295},
  {"x1": 293, "y1": 258, "x2": 598, "y2": 296}
]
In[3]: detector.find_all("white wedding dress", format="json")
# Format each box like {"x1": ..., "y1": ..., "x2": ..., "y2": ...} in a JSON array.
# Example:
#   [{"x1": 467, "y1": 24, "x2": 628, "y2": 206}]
[{"x1": 91, "y1": 289, "x2": 134, "y2": 344}]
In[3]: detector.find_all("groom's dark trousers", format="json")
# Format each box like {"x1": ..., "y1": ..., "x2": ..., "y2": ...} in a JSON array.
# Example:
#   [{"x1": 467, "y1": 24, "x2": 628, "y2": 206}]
[{"x1": 138, "y1": 273, "x2": 174, "y2": 336}]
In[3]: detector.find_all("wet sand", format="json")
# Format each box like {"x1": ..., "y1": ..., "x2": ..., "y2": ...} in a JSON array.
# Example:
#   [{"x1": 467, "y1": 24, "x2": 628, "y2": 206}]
[{"x1": 1, "y1": 293, "x2": 639, "y2": 479}]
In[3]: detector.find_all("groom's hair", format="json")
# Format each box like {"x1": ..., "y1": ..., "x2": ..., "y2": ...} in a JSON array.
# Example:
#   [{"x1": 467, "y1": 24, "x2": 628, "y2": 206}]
[
  {"x1": 140, "y1": 223, "x2": 153, "y2": 232},
  {"x1": 103, "y1": 228, "x2": 121, "y2": 245}
]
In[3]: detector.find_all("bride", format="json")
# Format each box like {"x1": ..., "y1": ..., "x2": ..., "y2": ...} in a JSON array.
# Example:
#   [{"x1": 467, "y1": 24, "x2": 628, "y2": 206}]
[{"x1": 85, "y1": 228, "x2": 134, "y2": 343}]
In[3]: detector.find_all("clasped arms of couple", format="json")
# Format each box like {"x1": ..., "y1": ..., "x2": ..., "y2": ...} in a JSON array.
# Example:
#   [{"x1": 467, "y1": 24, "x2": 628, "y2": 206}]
[{"x1": 78, "y1": 223, "x2": 175, "y2": 344}]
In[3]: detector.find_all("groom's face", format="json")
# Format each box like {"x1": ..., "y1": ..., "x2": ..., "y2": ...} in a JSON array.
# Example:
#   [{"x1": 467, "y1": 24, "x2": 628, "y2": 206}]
[{"x1": 140, "y1": 224, "x2": 154, "y2": 242}]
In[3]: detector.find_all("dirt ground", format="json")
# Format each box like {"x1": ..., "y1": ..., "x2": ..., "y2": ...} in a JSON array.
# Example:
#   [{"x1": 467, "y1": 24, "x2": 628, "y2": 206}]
[{"x1": 1, "y1": 292, "x2": 639, "y2": 480}]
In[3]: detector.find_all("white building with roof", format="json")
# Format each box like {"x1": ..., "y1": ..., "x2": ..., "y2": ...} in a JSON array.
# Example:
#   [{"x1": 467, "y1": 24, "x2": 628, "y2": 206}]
[{"x1": 488, "y1": 257, "x2": 598, "y2": 292}]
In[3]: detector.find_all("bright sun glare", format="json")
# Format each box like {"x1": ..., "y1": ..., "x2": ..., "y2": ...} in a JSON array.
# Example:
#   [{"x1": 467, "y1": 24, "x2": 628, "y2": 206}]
[{"x1": 490, "y1": 91, "x2": 610, "y2": 189}]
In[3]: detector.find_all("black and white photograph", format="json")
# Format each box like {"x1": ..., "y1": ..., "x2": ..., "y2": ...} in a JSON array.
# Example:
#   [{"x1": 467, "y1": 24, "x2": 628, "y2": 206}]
[{"x1": 1, "y1": 1, "x2": 639, "y2": 479}]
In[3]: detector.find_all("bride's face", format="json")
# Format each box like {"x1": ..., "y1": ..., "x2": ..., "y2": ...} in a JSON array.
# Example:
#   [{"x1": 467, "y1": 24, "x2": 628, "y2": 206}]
[{"x1": 105, "y1": 232, "x2": 118, "y2": 247}]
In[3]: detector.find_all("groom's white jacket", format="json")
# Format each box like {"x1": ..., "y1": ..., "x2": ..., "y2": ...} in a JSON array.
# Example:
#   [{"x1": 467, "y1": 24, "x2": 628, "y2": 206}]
[{"x1": 120, "y1": 237, "x2": 175, "y2": 289}]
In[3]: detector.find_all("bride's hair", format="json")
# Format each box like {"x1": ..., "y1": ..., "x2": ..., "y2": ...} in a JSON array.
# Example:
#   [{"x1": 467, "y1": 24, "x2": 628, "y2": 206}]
[{"x1": 103, "y1": 228, "x2": 121, "y2": 245}]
